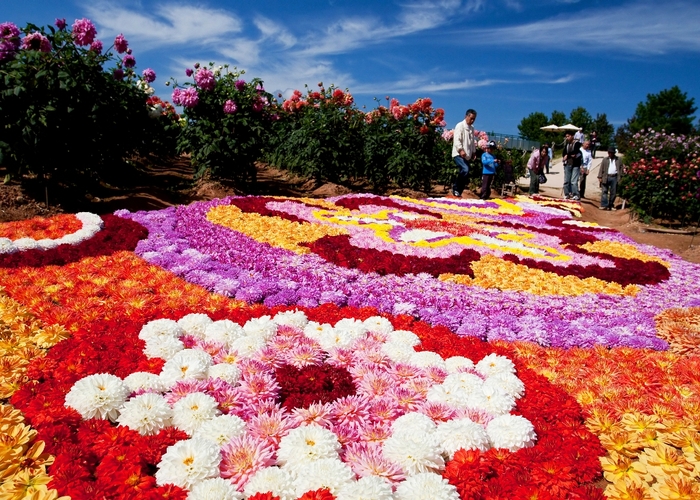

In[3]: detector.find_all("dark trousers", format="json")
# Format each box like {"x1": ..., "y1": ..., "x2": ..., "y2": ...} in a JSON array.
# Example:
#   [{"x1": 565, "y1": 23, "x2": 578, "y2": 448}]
[
  {"x1": 452, "y1": 156, "x2": 469, "y2": 195},
  {"x1": 480, "y1": 174, "x2": 494, "y2": 199},
  {"x1": 579, "y1": 171, "x2": 588, "y2": 198},
  {"x1": 601, "y1": 175, "x2": 618, "y2": 208},
  {"x1": 529, "y1": 170, "x2": 540, "y2": 195}
]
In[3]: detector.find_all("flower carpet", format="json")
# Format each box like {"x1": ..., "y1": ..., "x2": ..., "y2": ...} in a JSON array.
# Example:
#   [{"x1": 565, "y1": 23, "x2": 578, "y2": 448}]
[{"x1": 0, "y1": 194, "x2": 699, "y2": 500}]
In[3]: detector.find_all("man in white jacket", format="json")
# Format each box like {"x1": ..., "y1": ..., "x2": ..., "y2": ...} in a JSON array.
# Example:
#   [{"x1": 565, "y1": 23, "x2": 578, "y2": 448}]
[{"x1": 451, "y1": 109, "x2": 477, "y2": 197}]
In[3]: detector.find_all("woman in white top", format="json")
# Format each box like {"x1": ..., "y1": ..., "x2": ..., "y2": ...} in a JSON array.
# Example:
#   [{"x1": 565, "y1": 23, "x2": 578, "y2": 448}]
[{"x1": 579, "y1": 141, "x2": 592, "y2": 198}]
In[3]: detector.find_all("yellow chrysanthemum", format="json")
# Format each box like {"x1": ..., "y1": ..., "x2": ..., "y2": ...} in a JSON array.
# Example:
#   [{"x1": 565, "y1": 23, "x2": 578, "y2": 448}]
[
  {"x1": 604, "y1": 479, "x2": 654, "y2": 500},
  {"x1": 599, "y1": 430, "x2": 645, "y2": 458},
  {"x1": 638, "y1": 442, "x2": 695, "y2": 479},
  {"x1": 600, "y1": 453, "x2": 652, "y2": 484},
  {"x1": 649, "y1": 474, "x2": 700, "y2": 500},
  {"x1": 581, "y1": 241, "x2": 670, "y2": 267}
]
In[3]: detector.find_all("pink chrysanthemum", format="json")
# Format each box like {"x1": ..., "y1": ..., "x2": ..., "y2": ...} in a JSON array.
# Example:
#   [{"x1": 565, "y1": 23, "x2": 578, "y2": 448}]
[
  {"x1": 328, "y1": 423, "x2": 360, "y2": 447},
  {"x1": 165, "y1": 379, "x2": 210, "y2": 404},
  {"x1": 238, "y1": 372, "x2": 280, "y2": 402},
  {"x1": 330, "y1": 395, "x2": 372, "y2": 430},
  {"x1": 210, "y1": 385, "x2": 245, "y2": 416},
  {"x1": 417, "y1": 401, "x2": 456, "y2": 422},
  {"x1": 21, "y1": 32, "x2": 51, "y2": 52},
  {"x1": 194, "y1": 67, "x2": 215, "y2": 91},
  {"x1": 368, "y1": 398, "x2": 401, "y2": 424},
  {"x1": 122, "y1": 54, "x2": 136, "y2": 68},
  {"x1": 223, "y1": 100, "x2": 238, "y2": 115},
  {"x1": 343, "y1": 442, "x2": 405, "y2": 484},
  {"x1": 290, "y1": 402, "x2": 333, "y2": 427},
  {"x1": 454, "y1": 407, "x2": 494, "y2": 425},
  {"x1": 390, "y1": 387, "x2": 424, "y2": 412},
  {"x1": 386, "y1": 363, "x2": 419, "y2": 380},
  {"x1": 325, "y1": 348, "x2": 354, "y2": 368},
  {"x1": 219, "y1": 434, "x2": 276, "y2": 490},
  {"x1": 284, "y1": 344, "x2": 324, "y2": 368},
  {"x1": 142, "y1": 68, "x2": 156, "y2": 83},
  {"x1": 423, "y1": 366, "x2": 448, "y2": 384},
  {"x1": 403, "y1": 377, "x2": 433, "y2": 397},
  {"x1": 212, "y1": 347, "x2": 241, "y2": 365},
  {"x1": 89, "y1": 40, "x2": 102, "y2": 53},
  {"x1": 247, "y1": 409, "x2": 294, "y2": 447},
  {"x1": 180, "y1": 87, "x2": 199, "y2": 108},
  {"x1": 357, "y1": 371, "x2": 393, "y2": 398},
  {"x1": 114, "y1": 33, "x2": 128, "y2": 53},
  {"x1": 358, "y1": 422, "x2": 392, "y2": 444},
  {"x1": 238, "y1": 359, "x2": 272, "y2": 378},
  {"x1": 71, "y1": 18, "x2": 96, "y2": 46}
]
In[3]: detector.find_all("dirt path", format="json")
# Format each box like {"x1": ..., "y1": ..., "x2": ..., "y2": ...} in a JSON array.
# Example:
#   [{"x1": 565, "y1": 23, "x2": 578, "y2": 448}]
[{"x1": 2, "y1": 159, "x2": 699, "y2": 263}]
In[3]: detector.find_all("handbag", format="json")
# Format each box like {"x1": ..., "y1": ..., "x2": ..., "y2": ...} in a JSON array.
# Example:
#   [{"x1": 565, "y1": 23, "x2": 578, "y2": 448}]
[{"x1": 538, "y1": 172, "x2": 547, "y2": 184}]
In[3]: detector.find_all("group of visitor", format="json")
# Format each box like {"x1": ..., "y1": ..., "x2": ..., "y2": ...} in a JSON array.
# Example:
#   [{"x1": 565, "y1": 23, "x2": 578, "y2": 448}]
[{"x1": 449, "y1": 112, "x2": 623, "y2": 210}]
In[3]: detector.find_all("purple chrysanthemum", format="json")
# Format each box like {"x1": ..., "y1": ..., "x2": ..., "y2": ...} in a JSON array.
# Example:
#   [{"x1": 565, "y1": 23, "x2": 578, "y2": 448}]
[
  {"x1": 113, "y1": 68, "x2": 124, "y2": 81},
  {"x1": 194, "y1": 67, "x2": 215, "y2": 91},
  {"x1": 223, "y1": 100, "x2": 237, "y2": 114},
  {"x1": 55, "y1": 18, "x2": 67, "y2": 30},
  {"x1": 142, "y1": 68, "x2": 156, "y2": 83},
  {"x1": 185, "y1": 68, "x2": 193, "y2": 77},
  {"x1": 114, "y1": 33, "x2": 128, "y2": 53},
  {"x1": 122, "y1": 54, "x2": 136, "y2": 68},
  {"x1": 21, "y1": 32, "x2": 51, "y2": 53},
  {"x1": 71, "y1": 18, "x2": 97, "y2": 46},
  {"x1": 234, "y1": 79, "x2": 246, "y2": 91},
  {"x1": 180, "y1": 87, "x2": 199, "y2": 108}
]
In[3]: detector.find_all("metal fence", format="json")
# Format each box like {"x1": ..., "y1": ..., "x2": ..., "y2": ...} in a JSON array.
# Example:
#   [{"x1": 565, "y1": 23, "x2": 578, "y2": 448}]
[{"x1": 487, "y1": 132, "x2": 540, "y2": 151}]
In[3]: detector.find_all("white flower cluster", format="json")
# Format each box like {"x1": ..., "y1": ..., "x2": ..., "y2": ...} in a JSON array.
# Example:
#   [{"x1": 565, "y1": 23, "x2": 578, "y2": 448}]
[
  {"x1": 64, "y1": 310, "x2": 535, "y2": 498},
  {"x1": 0, "y1": 212, "x2": 103, "y2": 253}
]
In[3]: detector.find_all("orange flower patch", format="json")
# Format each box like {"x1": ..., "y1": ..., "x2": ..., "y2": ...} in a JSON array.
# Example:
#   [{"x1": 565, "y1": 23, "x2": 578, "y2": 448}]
[
  {"x1": 0, "y1": 214, "x2": 82, "y2": 241},
  {"x1": 655, "y1": 307, "x2": 700, "y2": 354}
]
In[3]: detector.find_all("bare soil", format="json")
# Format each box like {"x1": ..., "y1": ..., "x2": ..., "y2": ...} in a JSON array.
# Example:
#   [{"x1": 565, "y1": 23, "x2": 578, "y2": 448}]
[{"x1": 1, "y1": 158, "x2": 699, "y2": 263}]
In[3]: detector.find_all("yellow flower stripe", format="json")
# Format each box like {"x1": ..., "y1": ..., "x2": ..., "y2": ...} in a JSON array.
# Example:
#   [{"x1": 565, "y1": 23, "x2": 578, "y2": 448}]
[
  {"x1": 440, "y1": 254, "x2": 640, "y2": 296},
  {"x1": 655, "y1": 307, "x2": 700, "y2": 355},
  {"x1": 207, "y1": 205, "x2": 349, "y2": 253},
  {"x1": 0, "y1": 404, "x2": 68, "y2": 500},
  {"x1": 581, "y1": 241, "x2": 670, "y2": 268},
  {"x1": 0, "y1": 290, "x2": 70, "y2": 399}
]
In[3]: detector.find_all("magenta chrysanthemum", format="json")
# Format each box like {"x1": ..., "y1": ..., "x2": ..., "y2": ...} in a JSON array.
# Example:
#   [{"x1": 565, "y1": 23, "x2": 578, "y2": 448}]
[
  {"x1": 71, "y1": 18, "x2": 97, "y2": 46},
  {"x1": 194, "y1": 67, "x2": 215, "y2": 91},
  {"x1": 180, "y1": 87, "x2": 199, "y2": 108},
  {"x1": 21, "y1": 32, "x2": 51, "y2": 53},
  {"x1": 114, "y1": 33, "x2": 128, "y2": 53},
  {"x1": 55, "y1": 18, "x2": 66, "y2": 30},
  {"x1": 122, "y1": 54, "x2": 135, "y2": 68},
  {"x1": 142, "y1": 68, "x2": 156, "y2": 83},
  {"x1": 234, "y1": 79, "x2": 246, "y2": 91},
  {"x1": 223, "y1": 99, "x2": 238, "y2": 114},
  {"x1": 89, "y1": 39, "x2": 102, "y2": 53}
]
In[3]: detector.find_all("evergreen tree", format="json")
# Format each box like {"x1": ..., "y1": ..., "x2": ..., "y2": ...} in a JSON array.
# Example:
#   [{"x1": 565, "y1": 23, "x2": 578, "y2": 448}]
[{"x1": 628, "y1": 86, "x2": 697, "y2": 135}]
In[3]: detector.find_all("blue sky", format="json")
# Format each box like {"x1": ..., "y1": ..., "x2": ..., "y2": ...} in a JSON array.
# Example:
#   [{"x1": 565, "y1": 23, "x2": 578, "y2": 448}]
[{"x1": 4, "y1": 0, "x2": 700, "y2": 135}]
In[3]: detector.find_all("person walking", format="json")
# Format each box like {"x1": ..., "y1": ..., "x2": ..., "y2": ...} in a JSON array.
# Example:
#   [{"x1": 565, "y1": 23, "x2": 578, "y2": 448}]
[
  {"x1": 451, "y1": 109, "x2": 477, "y2": 197},
  {"x1": 590, "y1": 130, "x2": 599, "y2": 158},
  {"x1": 597, "y1": 146, "x2": 624, "y2": 210},
  {"x1": 546, "y1": 143, "x2": 553, "y2": 174},
  {"x1": 479, "y1": 141, "x2": 499, "y2": 200},
  {"x1": 527, "y1": 145, "x2": 548, "y2": 196},
  {"x1": 562, "y1": 131, "x2": 582, "y2": 200},
  {"x1": 579, "y1": 140, "x2": 592, "y2": 198}
]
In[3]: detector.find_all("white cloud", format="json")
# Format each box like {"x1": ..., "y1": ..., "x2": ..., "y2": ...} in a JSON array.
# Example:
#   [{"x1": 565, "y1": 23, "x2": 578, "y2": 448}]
[{"x1": 465, "y1": 1, "x2": 700, "y2": 55}]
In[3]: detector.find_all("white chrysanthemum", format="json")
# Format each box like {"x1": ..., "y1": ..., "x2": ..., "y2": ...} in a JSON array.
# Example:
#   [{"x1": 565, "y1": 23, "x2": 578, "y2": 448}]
[
  {"x1": 0, "y1": 238, "x2": 17, "y2": 253},
  {"x1": 292, "y1": 458, "x2": 355, "y2": 496},
  {"x1": 426, "y1": 384, "x2": 470, "y2": 408},
  {"x1": 434, "y1": 418, "x2": 490, "y2": 459},
  {"x1": 391, "y1": 412, "x2": 437, "y2": 440},
  {"x1": 155, "y1": 438, "x2": 221, "y2": 490},
  {"x1": 13, "y1": 237, "x2": 39, "y2": 251},
  {"x1": 172, "y1": 392, "x2": 221, "y2": 435},
  {"x1": 178, "y1": 313, "x2": 213, "y2": 339},
  {"x1": 192, "y1": 414, "x2": 246, "y2": 446},
  {"x1": 486, "y1": 414, "x2": 536, "y2": 452},
  {"x1": 160, "y1": 349, "x2": 213, "y2": 387},
  {"x1": 117, "y1": 393, "x2": 173, "y2": 435},
  {"x1": 123, "y1": 371, "x2": 168, "y2": 393},
  {"x1": 203, "y1": 319, "x2": 244, "y2": 346},
  {"x1": 139, "y1": 318, "x2": 184, "y2": 342},
  {"x1": 243, "y1": 315, "x2": 277, "y2": 340},
  {"x1": 409, "y1": 351, "x2": 446, "y2": 369},
  {"x1": 273, "y1": 310, "x2": 309, "y2": 328},
  {"x1": 335, "y1": 318, "x2": 368, "y2": 338},
  {"x1": 442, "y1": 372, "x2": 484, "y2": 394},
  {"x1": 75, "y1": 211, "x2": 103, "y2": 229},
  {"x1": 486, "y1": 372, "x2": 525, "y2": 399},
  {"x1": 144, "y1": 335, "x2": 185, "y2": 360},
  {"x1": 380, "y1": 342, "x2": 415, "y2": 363},
  {"x1": 208, "y1": 363, "x2": 241, "y2": 384},
  {"x1": 385, "y1": 329, "x2": 420, "y2": 347},
  {"x1": 444, "y1": 356, "x2": 476, "y2": 374},
  {"x1": 277, "y1": 424, "x2": 341, "y2": 470},
  {"x1": 362, "y1": 316, "x2": 394, "y2": 334},
  {"x1": 467, "y1": 384, "x2": 515, "y2": 416},
  {"x1": 36, "y1": 238, "x2": 59, "y2": 250},
  {"x1": 475, "y1": 354, "x2": 515, "y2": 377},
  {"x1": 244, "y1": 466, "x2": 296, "y2": 500},
  {"x1": 393, "y1": 472, "x2": 459, "y2": 500},
  {"x1": 303, "y1": 321, "x2": 334, "y2": 341},
  {"x1": 64, "y1": 373, "x2": 129, "y2": 421},
  {"x1": 187, "y1": 477, "x2": 242, "y2": 500},
  {"x1": 229, "y1": 334, "x2": 266, "y2": 357},
  {"x1": 317, "y1": 328, "x2": 356, "y2": 351},
  {"x1": 383, "y1": 434, "x2": 444, "y2": 476},
  {"x1": 336, "y1": 475, "x2": 394, "y2": 500}
]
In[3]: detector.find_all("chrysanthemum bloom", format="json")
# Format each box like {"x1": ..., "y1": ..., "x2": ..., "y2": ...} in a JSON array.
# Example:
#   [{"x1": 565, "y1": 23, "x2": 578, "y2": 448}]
[
  {"x1": 114, "y1": 33, "x2": 128, "y2": 53},
  {"x1": 160, "y1": 349, "x2": 212, "y2": 387},
  {"x1": 204, "y1": 319, "x2": 244, "y2": 346},
  {"x1": 21, "y1": 32, "x2": 51, "y2": 52},
  {"x1": 55, "y1": 18, "x2": 66, "y2": 30},
  {"x1": 179, "y1": 313, "x2": 213, "y2": 339},
  {"x1": 122, "y1": 54, "x2": 136, "y2": 68},
  {"x1": 194, "y1": 67, "x2": 216, "y2": 91},
  {"x1": 89, "y1": 39, "x2": 102, "y2": 53},
  {"x1": 223, "y1": 100, "x2": 238, "y2": 114},
  {"x1": 342, "y1": 442, "x2": 405, "y2": 483},
  {"x1": 123, "y1": 371, "x2": 168, "y2": 393},
  {"x1": 140, "y1": 318, "x2": 184, "y2": 342},
  {"x1": 220, "y1": 434, "x2": 276, "y2": 489},
  {"x1": 64, "y1": 372, "x2": 129, "y2": 421},
  {"x1": 116, "y1": 392, "x2": 173, "y2": 435},
  {"x1": 172, "y1": 392, "x2": 221, "y2": 435},
  {"x1": 144, "y1": 334, "x2": 184, "y2": 360},
  {"x1": 243, "y1": 466, "x2": 295, "y2": 500},
  {"x1": 188, "y1": 477, "x2": 242, "y2": 500},
  {"x1": 335, "y1": 476, "x2": 394, "y2": 500},
  {"x1": 180, "y1": 87, "x2": 199, "y2": 108},
  {"x1": 113, "y1": 68, "x2": 124, "y2": 81},
  {"x1": 71, "y1": 18, "x2": 97, "y2": 46},
  {"x1": 276, "y1": 424, "x2": 341, "y2": 472},
  {"x1": 155, "y1": 437, "x2": 221, "y2": 490},
  {"x1": 235, "y1": 79, "x2": 246, "y2": 91},
  {"x1": 185, "y1": 67, "x2": 193, "y2": 77},
  {"x1": 394, "y1": 472, "x2": 459, "y2": 500},
  {"x1": 192, "y1": 414, "x2": 246, "y2": 446},
  {"x1": 208, "y1": 363, "x2": 241, "y2": 384},
  {"x1": 486, "y1": 414, "x2": 536, "y2": 451},
  {"x1": 274, "y1": 310, "x2": 309, "y2": 328},
  {"x1": 142, "y1": 68, "x2": 156, "y2": 83},
  {"x1": 292, "y1": 458, "x2": 355, "y2": 497},
  {"x1": 434, "y1": 418, "x2": 490, "y2": 459}
]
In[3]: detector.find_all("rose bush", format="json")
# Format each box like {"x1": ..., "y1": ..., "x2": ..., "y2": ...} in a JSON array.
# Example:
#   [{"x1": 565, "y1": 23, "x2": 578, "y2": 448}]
[
  {"x1": 619, "y1": 129, "x2": 700, "y2": 223},
  {"x1": 0, "y1": 19, "x2": 179, "y2": 194},
  {"x1": 172, "y1": 64, "x2": 275, "y2": 185}
]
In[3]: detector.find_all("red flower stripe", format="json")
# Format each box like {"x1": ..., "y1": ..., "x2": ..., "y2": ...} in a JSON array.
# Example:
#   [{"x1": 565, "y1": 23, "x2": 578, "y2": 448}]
[{"x1": 334, "y1": 197, "x2": 443, "y2": 219}]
